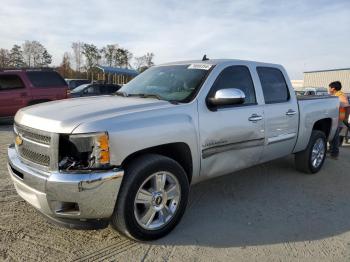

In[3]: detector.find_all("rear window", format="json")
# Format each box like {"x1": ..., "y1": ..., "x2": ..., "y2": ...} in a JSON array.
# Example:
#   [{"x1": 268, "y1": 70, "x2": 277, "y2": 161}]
[
  {"x1": 68, "y1": 79, "x2": 90, "y2": 89},
  {"x1": 26, "y1": 71, "x2": 67, "y2": 88},
  {"x1": 0, "y1": 75, "x2": 24, "y2": 90},
  {"x1": 257, "y1": 67, "x2": 290, "y2": 104}
]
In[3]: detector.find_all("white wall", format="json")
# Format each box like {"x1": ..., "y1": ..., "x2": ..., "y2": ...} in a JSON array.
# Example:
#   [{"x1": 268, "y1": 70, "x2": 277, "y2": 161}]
[{"x1": 303, "y1": 69, "x2": 350, "y2": 93}]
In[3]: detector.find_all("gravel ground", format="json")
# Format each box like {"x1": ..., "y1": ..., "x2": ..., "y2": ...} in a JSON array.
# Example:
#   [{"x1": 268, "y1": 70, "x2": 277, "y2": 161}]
[{"x1": 1, "y1": 124, "x2": 350, "y2": 261}]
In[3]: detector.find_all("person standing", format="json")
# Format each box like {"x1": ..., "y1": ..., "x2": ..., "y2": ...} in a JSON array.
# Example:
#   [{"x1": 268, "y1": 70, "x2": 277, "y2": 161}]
[{"x1": 328, "y1": 81, "x2": 349, "y2": 159}]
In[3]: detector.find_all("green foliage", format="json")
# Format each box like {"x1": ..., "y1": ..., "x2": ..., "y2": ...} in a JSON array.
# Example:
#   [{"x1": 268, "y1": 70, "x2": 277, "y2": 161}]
[
  {"x1": 22, "y1": 40, "x2": 52, "y2": 67},
  {"x1": 134, "y1": 52, "x2": 155, "y2": 71},
  {"x1": 9, "y1": 45, "x2": 25, "y2": 67},
  {"x1": 1, "y1": 40, "x2": 155, "y2": 80},
  {"x1": 82, "y1": 43, "x2": 101, "y2": 71},
  {"x1": 100, "y1": 44, "x2": 118, "y2": 67},
  {"x1": 114, "y1": 48, "x2": 133, "y2": 68},
  {"x1": 0, "y1": 48, "x2": 10, "y2": 68}
]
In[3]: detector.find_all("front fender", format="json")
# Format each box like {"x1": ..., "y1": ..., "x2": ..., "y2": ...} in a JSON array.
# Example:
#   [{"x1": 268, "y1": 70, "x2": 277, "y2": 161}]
[{"x1": 72, "y1": 103, "x2": 200, "y2": 179}]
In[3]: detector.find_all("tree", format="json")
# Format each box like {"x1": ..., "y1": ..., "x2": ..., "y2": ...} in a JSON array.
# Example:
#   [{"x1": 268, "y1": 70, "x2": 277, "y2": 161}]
[
  {"x1": 81, "y1": 43, "x2": 101, "y2": 78},
  {"x1": 114, "y1": 48, "x2": 133, "y2": 68},
  {"x1": 22, "y1": 40, "x2": 52, "y2": 67},
  {"x1": 9, "y1": 44, "x2": 25, "y2": 68},
  {"x1": 57, "y1": 52, "x2": 72, "y2": 78},
  {"x1": 22, "y1": 40, "x2": 33, "y2": 66},
  {"x1": 72, "y1": 42, "x2": 83, "y2": 72},
  {"x1": 40, "y1": 49, "x2": 52, "y2": 66},
  {"x1": 0, "y1": 48, "x2": 10, "y2": 68},
  {"x1": 101, "y1": 44, "x2": 118, "y2": 67},
  {"x1": 134, "y1": 52, "x2": 155, "y2": 72}
]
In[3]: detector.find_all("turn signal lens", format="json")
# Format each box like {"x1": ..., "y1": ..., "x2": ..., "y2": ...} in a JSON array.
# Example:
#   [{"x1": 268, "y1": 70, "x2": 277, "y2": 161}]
[
  {"x1": 97, "y1": 133, "x2": 110, "y2": 165},
  {"x1": 99, "y1": 150, "x2": 110, "y2": 164},
  {"x1": 98, "y1": 134, "x2": 109, "y2": 150}
]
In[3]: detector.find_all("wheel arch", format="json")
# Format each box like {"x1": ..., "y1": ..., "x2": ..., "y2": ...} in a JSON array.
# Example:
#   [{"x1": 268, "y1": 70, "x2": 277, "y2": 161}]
[
  {"x1": 312, "y1": 118, "x2": 332, "y2": 139},
  {"x1": 121, "y1": 142, "x2": 193, "y2": 183}
]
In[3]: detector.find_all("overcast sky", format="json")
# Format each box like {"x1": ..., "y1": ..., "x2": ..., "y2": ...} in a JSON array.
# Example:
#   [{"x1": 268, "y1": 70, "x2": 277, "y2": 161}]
[{"x1": 0, "y1": 0, "x2": 349, "y2": 79}]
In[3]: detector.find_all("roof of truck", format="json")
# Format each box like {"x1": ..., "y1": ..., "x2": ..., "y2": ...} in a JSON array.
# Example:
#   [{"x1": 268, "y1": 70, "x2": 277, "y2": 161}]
[{"x1": 161, "y1": 58, "x2": 282, "y2": 68}]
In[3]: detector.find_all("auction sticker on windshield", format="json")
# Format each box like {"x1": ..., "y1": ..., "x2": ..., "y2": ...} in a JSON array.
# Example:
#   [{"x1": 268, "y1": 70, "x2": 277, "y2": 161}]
[{"x1": 188, "y1": 64, "x2": 212, "y2": 70}]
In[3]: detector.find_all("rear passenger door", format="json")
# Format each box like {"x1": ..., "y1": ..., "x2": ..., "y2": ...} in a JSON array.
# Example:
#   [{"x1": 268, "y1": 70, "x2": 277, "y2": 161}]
[
  {"x1": 0, "y1": 74, "x2": 28, "y2": 118},
  {"x1": 257, "y1": 67, "x2": 299, "y2": 162}
]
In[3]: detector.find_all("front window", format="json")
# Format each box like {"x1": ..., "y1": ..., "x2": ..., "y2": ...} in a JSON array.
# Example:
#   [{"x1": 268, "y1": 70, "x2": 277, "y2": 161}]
[{"x1": 119, "y1": 64, "x2": 211, "y2": 102}]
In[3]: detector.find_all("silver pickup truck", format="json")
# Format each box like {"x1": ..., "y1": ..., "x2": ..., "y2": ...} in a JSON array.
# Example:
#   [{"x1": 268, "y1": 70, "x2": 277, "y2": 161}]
[{"x1": 7, "y1": 59, "x2": 339, "y2": 241}]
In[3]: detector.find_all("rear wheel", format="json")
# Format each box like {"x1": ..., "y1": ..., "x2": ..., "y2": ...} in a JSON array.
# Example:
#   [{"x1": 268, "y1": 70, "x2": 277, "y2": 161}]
[
  {"x1": 111, "y1": 154, "x2": 189, "y2": 241},
  {"x1": 295, "y1": 130, "x2": 327, "y2": 174}
]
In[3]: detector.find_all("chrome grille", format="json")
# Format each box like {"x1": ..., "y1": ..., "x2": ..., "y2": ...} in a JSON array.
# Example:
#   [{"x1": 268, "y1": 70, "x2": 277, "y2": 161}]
[
  {"x1": 15, "y1": 125, "x2": 51, "y2": 145},
  {"x1": 17, "y1": 147, "x2": 50, "y2": 166},
  {"x1": 14, "y1": 124, "x2": 55, "y2": 169}
]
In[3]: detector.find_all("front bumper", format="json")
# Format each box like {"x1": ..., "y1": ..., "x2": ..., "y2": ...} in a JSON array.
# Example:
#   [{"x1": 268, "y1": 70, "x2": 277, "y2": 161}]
[{"x1": 7, "y1": 145, "x2": 124, "y2": 225}]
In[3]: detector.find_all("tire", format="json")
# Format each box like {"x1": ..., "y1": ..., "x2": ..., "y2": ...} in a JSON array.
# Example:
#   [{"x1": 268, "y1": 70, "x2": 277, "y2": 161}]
[
  {"x1": 295, "y1": 130, "x2": 327, "y2": 174},
  {"x1": 111, "y1": 154, "x2": 189, "y2": 241}
]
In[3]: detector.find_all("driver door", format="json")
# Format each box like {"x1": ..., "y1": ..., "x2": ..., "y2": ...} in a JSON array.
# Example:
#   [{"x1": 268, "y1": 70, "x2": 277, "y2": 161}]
[{"x1": 199, "y1": 65, "x2": 265, "y2": 178}]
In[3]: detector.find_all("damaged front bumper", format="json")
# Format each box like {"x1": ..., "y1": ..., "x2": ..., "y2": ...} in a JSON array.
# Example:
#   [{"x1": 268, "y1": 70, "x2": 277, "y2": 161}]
[{"x1": 7, "y1": 145, "x2": 124, "y2": 229}]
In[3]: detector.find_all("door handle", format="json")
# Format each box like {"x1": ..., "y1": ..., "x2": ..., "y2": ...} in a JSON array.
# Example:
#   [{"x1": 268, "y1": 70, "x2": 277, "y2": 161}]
[
  {"x1": 248, "y1": 114, "x2": 263, "y2": 122},
  {"x1": 286, "y1": 109, "x2": 297, "y2": 116}
]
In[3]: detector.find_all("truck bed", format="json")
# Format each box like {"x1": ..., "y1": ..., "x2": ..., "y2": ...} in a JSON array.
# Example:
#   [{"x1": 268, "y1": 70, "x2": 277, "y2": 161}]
[
  {"x1": 297, "y1": 95, "x2": 336, "y2": 101},
  {"x1": 293, "y1": 95, "x2": 339, "y2": 153}
]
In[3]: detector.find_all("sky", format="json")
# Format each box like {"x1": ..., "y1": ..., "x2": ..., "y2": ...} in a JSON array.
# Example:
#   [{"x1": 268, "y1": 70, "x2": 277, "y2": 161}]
[{"x1": 0, "y1": 0, "x2": 349, "y2": 79}]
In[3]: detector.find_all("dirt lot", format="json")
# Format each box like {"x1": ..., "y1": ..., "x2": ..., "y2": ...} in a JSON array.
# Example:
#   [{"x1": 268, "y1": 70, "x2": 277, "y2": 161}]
[{"x1": 1, "y1": 124, "x2": 350, "y2": 261}]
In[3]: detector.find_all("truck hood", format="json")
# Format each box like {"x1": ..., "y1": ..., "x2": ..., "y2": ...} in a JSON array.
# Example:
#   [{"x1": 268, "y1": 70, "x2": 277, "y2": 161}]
[{"x1": 15, "y1": 96, "x2": 172, "y2": 133}]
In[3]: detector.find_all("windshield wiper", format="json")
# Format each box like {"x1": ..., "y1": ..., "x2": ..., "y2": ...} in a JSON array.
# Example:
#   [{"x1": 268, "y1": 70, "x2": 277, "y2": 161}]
[
  {"x1": 115, "y1": 91, "x2": 179, "y2": 104},
  {"x1": 127, "y1": 93, "x2": 163, "y2": 100}
]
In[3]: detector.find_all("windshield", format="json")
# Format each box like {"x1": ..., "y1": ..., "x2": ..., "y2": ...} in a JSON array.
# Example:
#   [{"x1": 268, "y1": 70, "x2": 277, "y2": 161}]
[
  {"x1": 119, "y1": 64, "x2": 211, "y2": 102},
  {"x1": 71, "y1": 84, "x2": 90, "y2": 93}
]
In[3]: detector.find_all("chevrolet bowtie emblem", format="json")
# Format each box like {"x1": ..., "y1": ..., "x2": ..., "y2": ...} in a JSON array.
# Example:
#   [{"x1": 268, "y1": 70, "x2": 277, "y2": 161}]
[{"x1": 15, "y1": 135, "x2": 23, "y2": 146}]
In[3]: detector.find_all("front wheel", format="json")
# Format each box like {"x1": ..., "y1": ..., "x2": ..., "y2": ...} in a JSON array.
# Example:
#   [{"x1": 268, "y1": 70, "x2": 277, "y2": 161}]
[
  {"x1": 295, "y1": 130, "x2": 327, "y2": 174},
  {"x1": 111, "y1": 154, "x2": 189, "y2": 241}
]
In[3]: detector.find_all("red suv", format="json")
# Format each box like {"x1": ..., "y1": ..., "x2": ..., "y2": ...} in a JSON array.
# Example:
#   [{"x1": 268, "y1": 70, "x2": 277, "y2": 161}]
[{"x1": 0, "y1": 69, "x2": 68, "y2": 120}]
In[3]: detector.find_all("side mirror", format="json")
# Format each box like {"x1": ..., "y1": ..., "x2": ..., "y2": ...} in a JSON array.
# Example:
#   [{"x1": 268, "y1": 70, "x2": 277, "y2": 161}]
[{"x1": 208, "y1": 88, "x2": 245, "y2": 106}]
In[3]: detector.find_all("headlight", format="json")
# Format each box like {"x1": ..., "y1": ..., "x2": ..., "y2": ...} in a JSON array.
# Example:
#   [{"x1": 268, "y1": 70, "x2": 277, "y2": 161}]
[{"x1": 59, "y1": 132, "x2": 110, "y2": 170}]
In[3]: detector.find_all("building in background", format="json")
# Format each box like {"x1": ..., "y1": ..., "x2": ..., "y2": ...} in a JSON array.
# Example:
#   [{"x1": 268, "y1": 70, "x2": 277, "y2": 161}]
[
  {"x1": 303, "y1": 68, "x2": 350, "y2": 93},
  {"x1": 93, "y1": 65, "x2": 139, "y2": 85},
  {"x1": 291, "y1": 80, "x2": 304, "y2": 91}
]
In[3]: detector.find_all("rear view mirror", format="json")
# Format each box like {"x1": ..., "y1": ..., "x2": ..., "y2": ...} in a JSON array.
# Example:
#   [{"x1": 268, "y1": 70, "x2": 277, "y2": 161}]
[{"x1": 208, "y1": 88, "x2": 245, "y2": 106}]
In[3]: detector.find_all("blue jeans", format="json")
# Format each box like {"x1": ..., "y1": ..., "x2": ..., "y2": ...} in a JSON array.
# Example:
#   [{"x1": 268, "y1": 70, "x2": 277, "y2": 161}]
[{"x1": 329, "y1": 127, "x2": 343, "y2": 157}]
